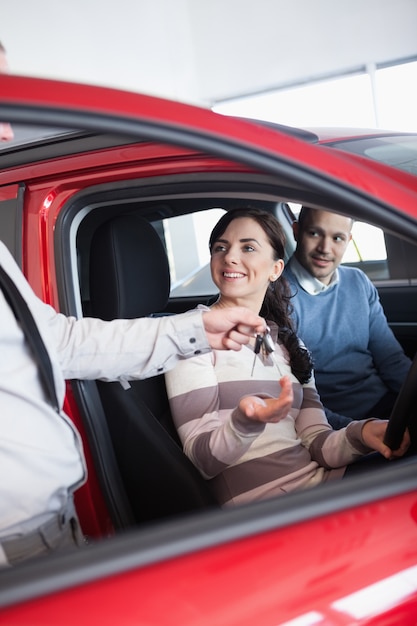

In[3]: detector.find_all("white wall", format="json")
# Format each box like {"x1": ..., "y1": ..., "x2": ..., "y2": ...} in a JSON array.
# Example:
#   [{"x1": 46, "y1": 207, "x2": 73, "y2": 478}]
[
  {"x1": 191, "y1": 0, "x2": 417, "y2": 103},
  {"x1": 1, "y1": 0, "x2": 416, "y2": 106},
  {"x1": 1, "y1": 0, "x2": 198, "y2": 100}
]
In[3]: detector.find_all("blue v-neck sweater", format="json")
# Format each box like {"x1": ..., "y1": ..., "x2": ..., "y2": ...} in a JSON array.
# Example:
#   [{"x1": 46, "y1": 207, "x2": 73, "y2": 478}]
[{"x1": 284, "y1": 263, "x2": 411, "y2": 425}]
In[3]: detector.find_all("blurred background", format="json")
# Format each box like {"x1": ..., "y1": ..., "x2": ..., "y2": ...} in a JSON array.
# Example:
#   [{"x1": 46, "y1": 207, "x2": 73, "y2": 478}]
[{"x1": 1, "y1": 0, "x2": 417, "y2": 130}]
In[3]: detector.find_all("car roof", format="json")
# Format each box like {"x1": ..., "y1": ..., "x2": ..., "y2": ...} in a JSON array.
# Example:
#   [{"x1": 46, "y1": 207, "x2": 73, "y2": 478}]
[
  {"x1": 305, "y1": 126, "x2": 417, "y2": 141},
  {"x1": 311, "y1": 128, "x2": 417, "y2": 177},
  {"x1": 1, "y1": 74, "x2": 417, "y2": 215}
]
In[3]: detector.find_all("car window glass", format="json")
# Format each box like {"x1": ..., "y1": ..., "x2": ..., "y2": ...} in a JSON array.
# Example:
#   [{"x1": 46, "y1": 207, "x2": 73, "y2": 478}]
[
  {"x1": 159, "y1": 208, "x2": 225, "y2": 297},
  {"x1": 342, "y1": 221, "x2": 389, "y2": 281},
  {"x1": 343, "y1": 222, "x2": 386, "y2": 263}
]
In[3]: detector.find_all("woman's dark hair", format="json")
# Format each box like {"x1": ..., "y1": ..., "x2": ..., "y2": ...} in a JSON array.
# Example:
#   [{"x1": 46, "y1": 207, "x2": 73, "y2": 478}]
[{"x1": 209, "y1": 208, "x2": 313, "y2": 384}]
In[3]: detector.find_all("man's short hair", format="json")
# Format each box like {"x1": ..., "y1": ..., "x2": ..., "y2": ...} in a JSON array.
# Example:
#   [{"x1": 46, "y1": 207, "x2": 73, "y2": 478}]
[
  {"x1": 297, "y1": 206, "x2": 313, "y2": 230},
  {"x1": 297, "y1": 206, "x2": 354, "y2": 230}
]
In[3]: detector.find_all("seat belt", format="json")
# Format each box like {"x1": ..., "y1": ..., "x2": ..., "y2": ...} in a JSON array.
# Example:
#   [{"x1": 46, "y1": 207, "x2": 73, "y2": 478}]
[{"x1": 0, "y1": 264, "x2": 60, "y2": 412}]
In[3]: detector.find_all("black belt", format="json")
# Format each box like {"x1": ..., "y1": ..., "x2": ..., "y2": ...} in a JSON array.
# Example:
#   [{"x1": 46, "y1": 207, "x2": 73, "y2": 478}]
[{"x1": 0, "y1": 263, "x2": 60, "y2": 412}]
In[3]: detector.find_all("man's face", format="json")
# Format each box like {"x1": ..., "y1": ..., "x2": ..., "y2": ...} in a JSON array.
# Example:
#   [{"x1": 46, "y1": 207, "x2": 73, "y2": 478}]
[
  {"x1": 0, "y1": 50, "x2": 14, "y2": 142},
  {"x1": 293, "y1": 209, "x2": 352, "y2": 284}
]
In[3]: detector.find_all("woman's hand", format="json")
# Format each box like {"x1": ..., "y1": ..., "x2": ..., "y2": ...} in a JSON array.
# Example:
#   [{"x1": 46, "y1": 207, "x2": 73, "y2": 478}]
[
  {"x1": 362, "y1": 420, "x2": 410, "y2": 459},
  {"x1": 239, "y1": 376, "x2": 294, "y2": 423}
]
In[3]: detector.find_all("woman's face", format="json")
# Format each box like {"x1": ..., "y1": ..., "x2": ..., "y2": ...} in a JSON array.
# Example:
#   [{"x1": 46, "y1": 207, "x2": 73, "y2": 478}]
[{"x1": 210, "y1": 217, "x2": 283, "y2": 309}]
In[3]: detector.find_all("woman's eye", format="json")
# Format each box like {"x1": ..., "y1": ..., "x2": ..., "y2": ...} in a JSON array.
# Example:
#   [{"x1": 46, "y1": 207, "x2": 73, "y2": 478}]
[
  {"x1": 243, "y1": 245, "x2": 255, "y2": 252},
  {"x1": 213, "y1": 244, "x2": 226, "y2": 253}
]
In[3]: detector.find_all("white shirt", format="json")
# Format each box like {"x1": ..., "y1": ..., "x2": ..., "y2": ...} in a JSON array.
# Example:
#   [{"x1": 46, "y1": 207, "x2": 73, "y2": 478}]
[
  {"x1": 0, "y1": 242, "x2": 210, "y2": 538},
  {"x1": 288, "y1": 255, "x2": 339, "y2": 295}
]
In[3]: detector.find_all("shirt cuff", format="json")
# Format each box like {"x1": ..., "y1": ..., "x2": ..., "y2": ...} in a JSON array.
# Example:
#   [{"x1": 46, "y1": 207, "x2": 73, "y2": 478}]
[{"x1": 172, "y1": 309, "x2": 211, "y2": 356}]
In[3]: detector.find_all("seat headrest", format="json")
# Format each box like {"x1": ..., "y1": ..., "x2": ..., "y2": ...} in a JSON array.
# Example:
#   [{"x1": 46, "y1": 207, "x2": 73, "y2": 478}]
[{"x1": 89, "y1": 214, "x2": 170, "y2": 320}]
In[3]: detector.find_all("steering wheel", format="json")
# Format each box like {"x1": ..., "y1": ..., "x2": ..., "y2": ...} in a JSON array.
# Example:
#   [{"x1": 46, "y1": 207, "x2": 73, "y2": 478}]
[{"x1": 383, "y1": 351, "x2": 417, "y2": 451}]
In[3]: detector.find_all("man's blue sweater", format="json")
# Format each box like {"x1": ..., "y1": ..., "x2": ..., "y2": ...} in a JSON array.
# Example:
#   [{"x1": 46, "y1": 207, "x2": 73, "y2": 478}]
[{"x1": 284, "y1": 259, "x2": 411, "y2": 428}]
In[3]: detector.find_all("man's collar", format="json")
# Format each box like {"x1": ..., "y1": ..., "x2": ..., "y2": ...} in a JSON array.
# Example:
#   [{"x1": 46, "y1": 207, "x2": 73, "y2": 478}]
[{"x1": 288, "y1": 256, "x2": 339, "y2": 295}]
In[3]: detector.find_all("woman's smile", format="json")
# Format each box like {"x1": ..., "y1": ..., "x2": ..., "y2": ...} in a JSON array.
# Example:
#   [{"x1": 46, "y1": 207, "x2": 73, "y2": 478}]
[{"x1": 222, "y1": 271, "x2": 246, "y2": 280}]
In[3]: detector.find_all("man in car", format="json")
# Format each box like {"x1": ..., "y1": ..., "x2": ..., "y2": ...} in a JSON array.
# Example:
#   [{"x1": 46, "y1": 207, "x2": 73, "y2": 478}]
[
  {"x1": 284, "y1": 206, "x2": 412, "y2": 429},
  {"x1": 0, "y1": 240, "x2": 266, "y2": 566},
  {"x1": 0, "y1": 41, "x2": 14, "y2": 142}
]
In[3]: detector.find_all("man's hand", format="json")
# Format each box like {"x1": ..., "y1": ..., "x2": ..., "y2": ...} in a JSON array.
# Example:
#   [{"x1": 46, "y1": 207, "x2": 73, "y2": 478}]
[
  {"x1": 202, "y1": 307, "x2": 267, "y2": 351},
  {"x1": 362, "y1": 420, "x2": 410, "y2": 459},
  {"x1": 239, "y1": 376, "x2": 294, "y2": 423}
]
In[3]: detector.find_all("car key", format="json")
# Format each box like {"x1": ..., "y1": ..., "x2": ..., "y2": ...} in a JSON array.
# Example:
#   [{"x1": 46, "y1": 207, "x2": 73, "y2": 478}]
[
  {"x1": 263, "y1": 329, "x2": 284, "y2": 377},
  {"x1": 251, "y1": 333, "x2": 264, "y2": 376},
  {"x1": 251, "y1": 329, "x2": 283, "y2": 377}
]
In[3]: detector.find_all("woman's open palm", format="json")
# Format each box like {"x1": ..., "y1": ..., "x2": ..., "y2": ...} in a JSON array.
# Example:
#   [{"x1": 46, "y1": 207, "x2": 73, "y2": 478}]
[{"x1": 239, "y1": 376, "x2": 294, "y2": 423}]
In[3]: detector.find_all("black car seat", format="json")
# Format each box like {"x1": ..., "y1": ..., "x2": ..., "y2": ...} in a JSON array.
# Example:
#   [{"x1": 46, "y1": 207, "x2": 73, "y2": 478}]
[{"x1": 89, "y1": 213, "x2": 217, "y2": 526}]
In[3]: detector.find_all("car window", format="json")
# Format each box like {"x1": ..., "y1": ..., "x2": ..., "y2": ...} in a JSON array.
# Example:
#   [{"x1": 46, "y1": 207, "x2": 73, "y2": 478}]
[
  {"x1": 342, "y1": 221, "x2": 389, "y2": 281},
  {"x1": 159, "y1": 208, "x2": 225, "y2": 297},
  {"x1": 165, "y1": 208, "x2": 224, "y2": 287},
  {"x1": 345, "y1": 224, "x2": 417, "y2": 284}
]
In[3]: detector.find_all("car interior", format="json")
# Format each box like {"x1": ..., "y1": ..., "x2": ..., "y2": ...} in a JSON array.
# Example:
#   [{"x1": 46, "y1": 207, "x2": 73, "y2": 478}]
[
  {"x1": 67, "y1": 183, "x2": 291, "y2": 528},
  {"x1": 47, "y1": 172, "x2": 417, "y2": 532}
]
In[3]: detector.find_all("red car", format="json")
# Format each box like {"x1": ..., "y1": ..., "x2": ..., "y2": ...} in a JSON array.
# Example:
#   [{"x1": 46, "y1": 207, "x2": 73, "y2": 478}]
[{"x1": 1, "y1": 74, "x2": 417, "y2": 625}]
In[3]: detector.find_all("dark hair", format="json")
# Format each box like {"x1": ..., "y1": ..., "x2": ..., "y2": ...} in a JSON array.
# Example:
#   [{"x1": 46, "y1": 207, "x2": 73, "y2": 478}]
[
  {"x1": 209, "y1": 208, "x2": 313, "y2": 383},
  {"x1": 298, "y1": 206, "x2": 354, "y2": 231},
  {"x1": 297, "y1": 206, "x2": 313, "y2": 230}
]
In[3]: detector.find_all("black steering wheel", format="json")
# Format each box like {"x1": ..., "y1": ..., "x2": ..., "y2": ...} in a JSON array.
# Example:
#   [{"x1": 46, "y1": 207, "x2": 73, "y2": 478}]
[{"x1": 383, "y1": 351, "x2": 417, "y2": 451}]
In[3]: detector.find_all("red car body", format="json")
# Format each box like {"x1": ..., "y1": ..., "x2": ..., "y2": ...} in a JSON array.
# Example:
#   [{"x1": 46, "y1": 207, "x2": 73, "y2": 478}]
[{"x1": 1, "y1": 74, "x2": 417, "y2": 625}]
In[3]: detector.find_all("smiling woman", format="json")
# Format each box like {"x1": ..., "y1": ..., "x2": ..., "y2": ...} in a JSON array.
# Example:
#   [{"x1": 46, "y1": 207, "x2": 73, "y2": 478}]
[{"x1": 209, "y1": 214, "x2": 285, "y2": 311}]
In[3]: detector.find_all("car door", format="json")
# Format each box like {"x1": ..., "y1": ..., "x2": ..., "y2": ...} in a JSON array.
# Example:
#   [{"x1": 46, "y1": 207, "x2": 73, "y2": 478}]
[{"x1": 1, "y1": 74, "x2": 417, "y2": 625}]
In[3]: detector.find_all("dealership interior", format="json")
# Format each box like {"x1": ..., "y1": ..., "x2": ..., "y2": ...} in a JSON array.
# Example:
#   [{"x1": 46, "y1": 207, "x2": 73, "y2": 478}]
[{"x1": 1, "y1": 0, "x2": 417, "y2": 131}]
